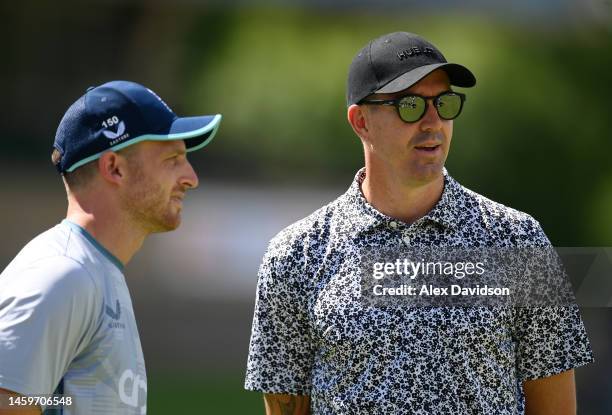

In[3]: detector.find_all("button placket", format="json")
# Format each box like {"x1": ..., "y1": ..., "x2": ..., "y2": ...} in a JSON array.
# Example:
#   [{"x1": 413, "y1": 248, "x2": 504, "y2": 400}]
[{"x1": 402, "y1": 231, "x2": 411, "y2": 246}]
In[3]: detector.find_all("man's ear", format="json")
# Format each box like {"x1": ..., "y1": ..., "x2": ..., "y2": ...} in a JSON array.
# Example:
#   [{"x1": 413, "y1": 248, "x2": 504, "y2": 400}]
[
  {"x1": 98, "y1": 152, "x2": 126, "y2": 185},
  {"x1": 347, "y1": 104, "x2": 370, "y2": 141}
]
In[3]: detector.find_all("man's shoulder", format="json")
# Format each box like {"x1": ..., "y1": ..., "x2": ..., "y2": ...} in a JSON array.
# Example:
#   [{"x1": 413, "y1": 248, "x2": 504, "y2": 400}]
[
  {"x1": 266, "y1": 195, "x2": 345, "y2": 259},
  {"x1": 5, "y1": 223, "x2": 72, "y2": 267},
  {"x1": 2, "y1": 255, "x2": 96, "y2": 295},
  {"x1": 1, "y1": 224, "x2": 99, "y2": 295},
  {"x1": 458, "y1": 183, "x2": 549, "y2": 245},
  {"x1": 461, "y1": 184, "x2": 535, "y2": 223}
]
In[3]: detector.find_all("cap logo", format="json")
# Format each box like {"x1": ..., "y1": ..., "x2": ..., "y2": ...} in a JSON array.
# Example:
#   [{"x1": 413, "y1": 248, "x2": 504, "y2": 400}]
[
  {"x1": 102, "y1": 116, "x2": 127, "y2": 139},
  {"x1": 397, "y1": 46, "x2": 436, "y2": 61},
  {"x1": 101, "y1": 115, "x2": 130, "y2": 145}
]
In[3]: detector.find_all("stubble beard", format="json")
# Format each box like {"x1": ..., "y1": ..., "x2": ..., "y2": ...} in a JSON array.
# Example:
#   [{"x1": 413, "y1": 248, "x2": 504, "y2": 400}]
[
  {"x1": 405, "y1": 158, "x2": 445, "y2": 186},
  {"x1": 404, "y1": 132, "x2": 448, "y2": 186},
  {"x1": 121, "y1": 168, "x2": 182, "y2": 234}
]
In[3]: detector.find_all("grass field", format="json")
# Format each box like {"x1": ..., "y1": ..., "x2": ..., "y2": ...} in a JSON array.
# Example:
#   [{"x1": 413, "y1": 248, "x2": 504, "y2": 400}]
[{"x1": 148, "y1": 372, "x2": 262, "y2": 413}]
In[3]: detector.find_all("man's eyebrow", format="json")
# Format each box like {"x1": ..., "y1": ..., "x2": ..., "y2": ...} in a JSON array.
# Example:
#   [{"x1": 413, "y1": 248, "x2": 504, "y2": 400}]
[{"x1": 164, "y1": 147, "x2": 187, "y2": 158}]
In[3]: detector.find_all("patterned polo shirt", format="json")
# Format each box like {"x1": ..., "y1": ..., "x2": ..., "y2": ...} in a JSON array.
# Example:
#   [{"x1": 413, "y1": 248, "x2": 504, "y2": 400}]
[{"x1": 245, "y1": 168, "x2": 593, "y2": 414}]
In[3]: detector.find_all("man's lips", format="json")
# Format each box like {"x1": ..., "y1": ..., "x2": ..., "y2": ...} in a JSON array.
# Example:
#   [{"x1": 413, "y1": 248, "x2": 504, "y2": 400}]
[
  {"x1": 171, "y1": 193, "x2": 185, "y2": 203},
  {"x1": 414, "y1": 143, "x2": 441, "y2": 152}
]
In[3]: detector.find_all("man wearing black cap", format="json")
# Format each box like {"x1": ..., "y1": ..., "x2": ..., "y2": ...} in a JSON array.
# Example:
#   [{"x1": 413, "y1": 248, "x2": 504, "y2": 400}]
[
  {"x1": 245, "y1": 32, "x2": 592, "y2": 414},
  {"x1": 0, "y1": 81, "x2": 221, "y2": 414}
]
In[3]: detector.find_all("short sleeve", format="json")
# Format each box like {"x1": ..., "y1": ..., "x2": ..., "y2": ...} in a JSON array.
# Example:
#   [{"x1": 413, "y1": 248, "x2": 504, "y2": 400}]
[
  {"x1": 244, "y1": 245, "x2": 315, "y2": 395},
  {"x1": 515, "y1": 305, "x2": 593, "y2": 381},
  {"x1": 513, "y1": 217, "x2": 594, "y2": 380},
  {"x1": 0, "y1": 256, "x2": 101, "y2": 395}
]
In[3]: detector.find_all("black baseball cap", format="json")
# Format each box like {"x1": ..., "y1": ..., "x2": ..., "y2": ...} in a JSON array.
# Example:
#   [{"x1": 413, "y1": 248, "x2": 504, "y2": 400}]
[
  {"x1": 347, "y1": 32, "x2": 476, "y2": 106},
  {"x1": 53, "y1": 80, "x2": 222, "y2": 173}
]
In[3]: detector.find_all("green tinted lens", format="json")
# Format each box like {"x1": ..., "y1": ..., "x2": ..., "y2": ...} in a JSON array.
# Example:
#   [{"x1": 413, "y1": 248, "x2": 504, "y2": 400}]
[
  {"x1": 398, "y1": 96, "x2": 426, "y2": 122},
  {"x1": 436, "y1": 93, "x2": 462, "y2": 120}
]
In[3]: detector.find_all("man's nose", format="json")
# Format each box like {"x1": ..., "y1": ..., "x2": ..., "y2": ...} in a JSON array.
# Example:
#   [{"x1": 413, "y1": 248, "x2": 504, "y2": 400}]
[
  {"x1": 419, "y1": 99, "x2": 444, "y2": 132},
  {"x1": 181, "y1": 160, "x2": 199, "y2": 189}
]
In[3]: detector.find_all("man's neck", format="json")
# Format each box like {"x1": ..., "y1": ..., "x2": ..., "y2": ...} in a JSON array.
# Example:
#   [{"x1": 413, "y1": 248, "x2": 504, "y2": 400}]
[
  {"x1": 361, "y1": 167, "x2": 445, "y2": 225},
  {"x1": 66, "y1": 204, "x2": 147, "y2": 267}
]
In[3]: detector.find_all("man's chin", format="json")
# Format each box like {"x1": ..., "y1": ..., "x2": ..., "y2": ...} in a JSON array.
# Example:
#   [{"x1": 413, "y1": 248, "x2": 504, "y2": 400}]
[
  {"x1": 149, "y1": 216, "x2": 182, "y2": 233},
  {"x1": 404, "y1": 163, "x2": 444, "y2": 186}
]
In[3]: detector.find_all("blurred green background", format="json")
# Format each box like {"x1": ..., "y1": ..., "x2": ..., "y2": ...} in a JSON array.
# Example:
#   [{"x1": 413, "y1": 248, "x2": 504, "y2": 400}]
[{"x1": 1, "y1": 0, "x2": 611, "y2": 413}]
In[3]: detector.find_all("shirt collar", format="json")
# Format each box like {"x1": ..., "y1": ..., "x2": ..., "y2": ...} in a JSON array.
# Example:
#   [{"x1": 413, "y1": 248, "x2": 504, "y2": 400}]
[
  {"x1": 62, "y1": 219, "x2": 125, "y2": 271},
  {"x1": 339, "y1": 167, "x2": 466, "y2": 235}
]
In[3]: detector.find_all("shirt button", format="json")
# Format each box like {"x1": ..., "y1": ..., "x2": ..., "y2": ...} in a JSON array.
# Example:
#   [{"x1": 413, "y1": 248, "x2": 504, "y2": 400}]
[
  {"x1": 403, "y1": 235, "x2": 411, "y2": 244},
  {"x1": 389, "y1": 221, "x2": 398, "y2": 229}
]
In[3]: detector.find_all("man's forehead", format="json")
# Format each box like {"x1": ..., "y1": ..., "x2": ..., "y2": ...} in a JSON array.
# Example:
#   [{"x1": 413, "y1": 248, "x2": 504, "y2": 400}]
[
  {"x1": 130, "y1": 139, "x2": 187, "y2": 154},
  {"x1": 410, "y1": 69, "x2": 450, "y2": 90},
  {"x1": 372, "y1": 69, "x2": 451, "y2": 99},
  {"x1": 160, "y1": 139, "x2": 187, "y2": 153}
]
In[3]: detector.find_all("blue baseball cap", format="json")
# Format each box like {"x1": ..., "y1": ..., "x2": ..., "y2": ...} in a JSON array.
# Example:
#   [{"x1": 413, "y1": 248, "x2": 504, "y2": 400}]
[{"x1": 53, "y1": 80, "x2": 222, "y2": 173}]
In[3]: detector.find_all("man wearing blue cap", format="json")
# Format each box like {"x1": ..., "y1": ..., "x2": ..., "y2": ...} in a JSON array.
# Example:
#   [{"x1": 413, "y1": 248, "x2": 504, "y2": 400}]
[
  {"x1": 0, "y1": 80, "x2": 221, "y2": 414},
  {"x1": 245, "y1": 32, "x2": 593, "y2": 414}
]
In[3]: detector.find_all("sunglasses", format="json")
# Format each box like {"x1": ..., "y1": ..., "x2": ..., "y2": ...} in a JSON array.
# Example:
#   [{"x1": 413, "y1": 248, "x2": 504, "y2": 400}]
[{"x1": 360, "y1": 91, "x2": 466, "y2": 123}]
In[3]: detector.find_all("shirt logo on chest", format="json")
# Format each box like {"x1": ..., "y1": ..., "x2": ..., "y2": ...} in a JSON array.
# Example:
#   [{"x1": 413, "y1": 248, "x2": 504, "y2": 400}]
[
  {"x1": 106, "y1": 299, "x2": 126, "y2": 329},
  {"x1": 106, "y1": 299, "x2": 121, "y2": 320}
]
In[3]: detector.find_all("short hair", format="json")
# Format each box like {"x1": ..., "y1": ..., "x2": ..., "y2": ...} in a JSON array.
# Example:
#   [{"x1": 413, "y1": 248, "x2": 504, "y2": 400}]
[
  {"x1": 52, "y1": 146, "x2": 139, "y2": 191},
  {"x1": 58, "y1": 159, "x2": 98, "y2": 190}
]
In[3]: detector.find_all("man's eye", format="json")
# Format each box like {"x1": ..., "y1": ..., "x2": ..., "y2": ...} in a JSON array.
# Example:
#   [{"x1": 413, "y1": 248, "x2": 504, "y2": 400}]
[{"x1": 401, "y1": 99, "x2": 417, "y2": 109}]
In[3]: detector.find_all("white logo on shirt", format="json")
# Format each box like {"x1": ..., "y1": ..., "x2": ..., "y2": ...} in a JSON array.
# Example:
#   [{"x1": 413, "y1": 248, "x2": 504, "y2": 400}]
[{"x1": 119, "y1": 369, "x2": 147, "y2": 414}]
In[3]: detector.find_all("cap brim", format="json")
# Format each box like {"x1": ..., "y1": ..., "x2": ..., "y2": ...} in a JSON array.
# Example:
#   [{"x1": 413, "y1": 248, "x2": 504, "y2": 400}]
[
  {"x1": 63, "y1": 114, "x2": 222, "y2": 173},
  {"x1": 166, "y1": 114, "x2": 222, "y2": 152},
  {"x1": 375, "y1": 63, "x2": 476, "y2": 95}
]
